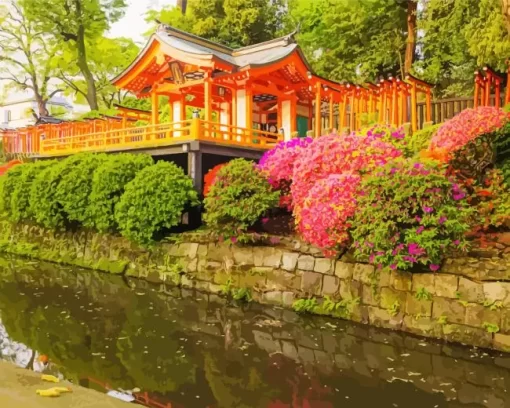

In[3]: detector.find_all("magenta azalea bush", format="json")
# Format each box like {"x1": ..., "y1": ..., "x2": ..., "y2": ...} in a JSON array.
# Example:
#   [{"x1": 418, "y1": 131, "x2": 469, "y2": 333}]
[
  {"x1": 291, "y1": 132, "x2": 402, "y2": 213},
  {"x1": 258, "y1": 137, "x2": 313, "y2": 210},
  {"x1": 297, "y1": 173, "x2": 360, "y2": 250},
  {"x1": 351, "y1": 159, "x2": 472, "y2": 271},
  {"x1": 430, "y1": 107, "x2": 509, "y2": 153}
]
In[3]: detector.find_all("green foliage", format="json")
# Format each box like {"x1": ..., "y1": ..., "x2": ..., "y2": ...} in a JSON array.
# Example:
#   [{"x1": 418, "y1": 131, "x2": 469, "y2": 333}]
[
  {"x1": 147, "y1": 0, "x2": 285, "y2": 48},
  {"x1": 231, "y1": 287, "x2": 252, "y2": 303},
  {"x1": 288, "y1": 0, "x2": 407, "y2": 83},
  {"x1": 0, "y1": 164, "x2": 25, "y2": 218},
  {"x1": 387, "y1": 300, "x2": 400, "y2": 317},
  {"x1": 292, "y1": 297, "x2": 318, "y2": 313},
  {"x1": 351, "y1": 158, "x2": 472, "y2": 271},
  {"x1": 88, "y1": 153, "x2": 154, "y2": 232},
  {"x1": 320, "y1": 295, "x2": 360, "y2": 318},
  {"x1": 483, "y1": 322, "x2": 500, "y2": 333},
  {"x1": 498, "y1": 160, "x2": 510, "y2": 187},
  {"x1": 115, "y1": 161, "x2": 199, "y2": 245},
  {"x1": 56, "y1": 153, "x2": 108, "y2": 226},
  {"x1": 10, "y1": 160, "x2": 57, "y2": 222},
  {"x1": 484, "y1": 300, "x2": 503, "y2": 311},
  {"x1": 406, "y1": 124, "x2": 441, "y2": 156},
  {"x1": 203, "y1": 159, "x2": 279, "y2": 238},
  {"x1": 415, "y1": 287, "x2": 432, "y2": 301}
]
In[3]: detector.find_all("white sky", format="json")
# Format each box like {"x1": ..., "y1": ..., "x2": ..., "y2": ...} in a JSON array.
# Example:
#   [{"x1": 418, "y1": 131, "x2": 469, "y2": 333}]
[{"x1": 109, "y1": 0, "x2": 177, "y2": 44}]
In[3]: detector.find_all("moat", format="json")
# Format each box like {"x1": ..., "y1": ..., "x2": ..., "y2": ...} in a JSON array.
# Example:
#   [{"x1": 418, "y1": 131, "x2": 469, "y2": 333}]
[{"x1": 0, "y1": 256, "x2": 509, "y2": 408}]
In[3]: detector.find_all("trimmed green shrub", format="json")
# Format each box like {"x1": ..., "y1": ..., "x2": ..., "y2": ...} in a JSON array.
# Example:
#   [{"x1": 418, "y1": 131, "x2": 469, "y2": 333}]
[
  {"x1": 406, "y1": 124, "x2": 441, "y2": 156},
  {"x1": 55, "y1": 153, "x2": 108, "y2": 226},
  {"x1": 203, "y1": 158, "x2": 279, "y2": 238},
  {"x1": 0, "y1": 164, "x2": 25, "y2": 218},
  {"x1": 115, "y1": 161, "x2": 198, "y2": 245},
  {"x1": 30, "y1": 154, "x2": 95, "y2": 228},
  {"x1": 88, "y1": 153, "x2": 153, "y2": 232},
  {"x1": 351, "y1": 158, "x2": 473, "y2": 272},
  {"x1": 11, "y1": 160, "x2": 57, "y2": 222}
]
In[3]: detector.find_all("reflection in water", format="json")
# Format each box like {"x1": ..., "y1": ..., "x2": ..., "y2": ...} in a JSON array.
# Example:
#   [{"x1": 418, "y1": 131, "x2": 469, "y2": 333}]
[{"x1": 0, "y1": 256, "x2": 509, "y2": 407}]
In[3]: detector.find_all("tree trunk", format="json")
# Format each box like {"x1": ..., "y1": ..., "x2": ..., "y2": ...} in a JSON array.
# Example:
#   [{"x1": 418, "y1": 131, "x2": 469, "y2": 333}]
[
  {"x1": 501, "y1": 0, "x2": 510, "y2": 37},
  {"x1": 177, "y1": 0, "x2": 188, "y2": 15},
  {"x1": 404, "y1": 0, "x2": 417, "y2": 74},
  {"x1": 36, "y1": 96, "x2": 49, "y2": 118},
  {"x1": 75, "y1": 26, "x2": 98, "y2": 111}
]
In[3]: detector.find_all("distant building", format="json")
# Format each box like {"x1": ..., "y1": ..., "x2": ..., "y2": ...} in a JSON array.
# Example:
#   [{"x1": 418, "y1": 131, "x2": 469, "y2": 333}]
[{"x1": 0, "y1": 94, "x2": 74, "y2": 129}]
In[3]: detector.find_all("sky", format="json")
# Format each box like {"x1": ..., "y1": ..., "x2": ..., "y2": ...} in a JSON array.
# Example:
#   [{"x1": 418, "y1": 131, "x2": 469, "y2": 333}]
[{"x1": 109, "y1": 0, "x2": 177, "y2": 44}]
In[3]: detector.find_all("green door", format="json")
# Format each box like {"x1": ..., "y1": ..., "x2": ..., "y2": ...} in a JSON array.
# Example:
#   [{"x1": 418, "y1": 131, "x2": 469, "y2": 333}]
[{"x1": 297, "y1": 115, "x2": 308, "y2": 137}]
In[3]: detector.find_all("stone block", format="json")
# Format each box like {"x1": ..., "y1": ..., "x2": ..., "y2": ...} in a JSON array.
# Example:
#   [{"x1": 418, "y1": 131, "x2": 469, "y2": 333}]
[
  {"x1": 377, "y1": 270, "x2": 391, "y2": 288},
  {"x1": 405, "y1": 293, "x2": 432, "y2": 317},
  {"x1": 181, "y1": 275, "x2": 194, "y2": 288},
  {"x1": 282, "y1": 252, "x2": 299, "y2": 271},
  {"x1": 282, "y1": 291, "x2": 295, "y2": 307},
  {"x1": 379, "y1": 287, "x2": 406, "y2": 310},
  {"x1": 262, "y1": 291, "x2": 283, "y2": 305},
  {"x1": 434, "y1": 274, "x2": 458, "y2": 298},
  {"x1": 186, "y1": 257, "x2": 198, "y2": 273},
  {"x1": 178, "y1": 243, "x2": 199, "y2": 258},
  {"x1": 367, "y1": 306, "x2": 402, "y2": 329},
  {"x1": 339, "y1": 279, "x2": 362, "y2": 300},
  {"x1": 282, "y1": 341, "x2": 298, "y2": 360},
  {"x1": 232, "y1": 247, "x2": 254, "y2": 265},
  {"x1": 253, "y1": 330, "x2": 281, "y2": 354},
  {"x1": 262, "y1": 249, "x2": 283, "y2": 268},
  {"x1": 207, "y1": 242, "x2": 233, "y2": 262},
  {"x1": 314, "y1": 258, "x2": 334, "y2": 274},
  {"x1": 458, "y1": 277, "x2": 484, "y2": 303},
  {"x1": 442, "y1": 324, "x2": 492, "y2": 348},
  {"x1": 361, "y1": 284, "x2": 378, "y2": 306},
  {"x1": 483, "y1": 282, "x2": 509, "y2": 302},
  {"x1": 412, "y1": 273, "x2": 435, "y2": 294},
  {"x1": 465, "y1": 303, "x2": 501, "y2": 328},
  {"x1": 297, "y1": 255, "x2": 315, "y2": 271},
  {"x1": 197, "y1": 244, "x2": 208, "y2": 256},
  {"x1": 322, "y1": 275, "x2": 340, "y2": 295},
  {"x1": 403, "y1": 315, "x2": 439, "y2": 337},
  {"x1": 432, "y1": 297, "x2": 465, "y2": 324},
  {"x1": 353, "y1": 263, "x2": 374, "y2": 285},
  {"x1": 494, "y1": 333, "x2": 510, "y2": 351},
  {"x1": 266, "y1": 269, "x2": 301, "y2": 291},
  {"x1": 300, "y1": 271, "x2": 322, "y2": 295},
  {"x1": 502, "y1": 309, "x2": 510, "y2": 333},
  {"x1": 390, "y1": 270, "x2": 412, "y2": 291},
  {"x1": 335, "y1": 261, "x2": 354, "y2": 279},
  {"x1": 238, "y1": 272, "x2": 266, "y2": 289}
]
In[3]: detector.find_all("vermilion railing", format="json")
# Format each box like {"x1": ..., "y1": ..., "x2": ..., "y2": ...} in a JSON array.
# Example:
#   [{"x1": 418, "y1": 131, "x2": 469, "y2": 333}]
[{"x1": 0, "y1": 118, "x2": 282, "y2": 157}]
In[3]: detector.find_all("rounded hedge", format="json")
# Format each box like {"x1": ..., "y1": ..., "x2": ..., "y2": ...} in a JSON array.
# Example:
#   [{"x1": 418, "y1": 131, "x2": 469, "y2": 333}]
[
  {"x1": 0, "y1": 164, "x2": 25, "y2": 218},
  {"x1": 88, "y1": 153, "x2": 154, "y2": 232},
  {"x1": 351, "y1": 158, "x2": 472, "y2": 271},
  {"x1": 115, "y1": 161, "x2": 198, "y2": 245},
  {"x1": 203, "y1": 158, "x2": 280, "y2": 238},
  {"x1": 11, "y1": 160, "x2": 57, "y2": 222}
]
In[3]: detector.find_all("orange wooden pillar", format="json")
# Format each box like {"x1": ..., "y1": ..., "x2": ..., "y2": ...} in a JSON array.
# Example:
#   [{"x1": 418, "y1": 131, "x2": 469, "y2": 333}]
[
  {"x1": 495, "y1": 77, "x2": 501, "y2": 108},
  {"x1": 506, "y1": 61, "x2": 510, "y2": 105},
  {"x1": 425, "y1": 88, "x2": 432, "y2": 123},
  {"x1": 151, "y1": 91, "x2": 159, "y2": 125},
  {"x1": 204, "y1": 78, "x2": 212, "y2": 123},
  {"x1": 339, "y1": 95, "x2": 346, "y2": 131},
  {"x1": 314, "y1": 82, "x2": 322, "y2": 138},
  {"x1": 328, "y1": 93, "x2": 334, "y2": 130},
  {"x1": 474, "y1": 71, "x2": 481, "y2": 108},
  {"x1": 290, "y1": 96, "x2": 297, "y2": 134},
  {"x1": 484, "y1": 70, "x2": 492, "y2": 106},
  {"x1": 391, "y1": 78, "x2": 398, "y2": 126},
  {"x1": 410, "y1": 81, "x2": 418, "y2": 133}
]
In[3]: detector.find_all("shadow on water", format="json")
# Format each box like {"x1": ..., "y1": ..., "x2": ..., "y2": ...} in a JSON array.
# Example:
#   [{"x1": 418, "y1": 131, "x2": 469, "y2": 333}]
[{"x1": 0, "y1": 255, "x2": 509, "y2": 408}]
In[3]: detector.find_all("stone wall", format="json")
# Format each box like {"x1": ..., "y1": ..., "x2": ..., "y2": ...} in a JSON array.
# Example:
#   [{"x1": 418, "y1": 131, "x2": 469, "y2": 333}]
[{"x1": 1, "y1": 220, "x2": 509, "y2": 352}]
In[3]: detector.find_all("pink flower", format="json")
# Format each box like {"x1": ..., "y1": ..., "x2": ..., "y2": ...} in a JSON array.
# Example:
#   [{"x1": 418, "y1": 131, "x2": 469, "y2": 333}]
[
  {"x1": 408, "y1": 243, "x2": 425, "y2": 256},
  {"x1": 453, "y1": 240, "x2": 460, "y2": 245},
  {"x1": 429, "y1": 264, "x2": 440, "y2": 271},
  {"x1": 453, "y1": 192, "x2": 465, "y2": 201},
  {"x1": 416, "y1": 226, "x2": 425, "y2": 234},
  {"x1": 438, "y1": 216, "x2": 447, "y2": 225},
  {"x1": 389, "y1": 263, "x2": 397, "y2": 270},
  {"x1": 262, "y1": 217, "x2": 269, "y2": 224},
  {"x1": 230, "y1": 236, "x2": 237, "y2": 243},
  {"x1": 423, "y1": 206, "x2": 433, "y2": 213}
]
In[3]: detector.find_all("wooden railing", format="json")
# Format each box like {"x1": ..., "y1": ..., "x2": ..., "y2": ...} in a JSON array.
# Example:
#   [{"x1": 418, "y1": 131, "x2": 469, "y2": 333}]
[{"x1": 1, "y1": 118, "x2": 283, "y2": 157}]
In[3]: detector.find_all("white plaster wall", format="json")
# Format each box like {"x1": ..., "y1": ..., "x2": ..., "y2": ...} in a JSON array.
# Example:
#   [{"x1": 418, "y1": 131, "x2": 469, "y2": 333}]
[
  {"x1": 281, "y1": 100, "x2": 292, "y2": 141},
  {"x1": 236, "y1": 89, "x2": 247, "y2": 129},
  {"x1": 173, "y1": 100, "x2": 182, "y2": 136},
  {"x1": 219, "y1": 102, "x2": 229, "y2": 140}
]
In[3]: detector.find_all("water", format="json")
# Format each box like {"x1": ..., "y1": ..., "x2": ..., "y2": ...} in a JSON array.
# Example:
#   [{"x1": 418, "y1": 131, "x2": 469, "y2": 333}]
[{"x1": 0, "y1": 256, "x2": 509, "y2": 408}]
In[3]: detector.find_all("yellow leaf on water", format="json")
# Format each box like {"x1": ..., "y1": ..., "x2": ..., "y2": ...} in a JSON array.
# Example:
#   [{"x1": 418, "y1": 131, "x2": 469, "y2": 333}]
[
  {"x1": 36, "y1": 389, "x2": 61, "y2": 397},
  {"x1": 41, "y1": 374, "x2": 59, "y2": 383}
]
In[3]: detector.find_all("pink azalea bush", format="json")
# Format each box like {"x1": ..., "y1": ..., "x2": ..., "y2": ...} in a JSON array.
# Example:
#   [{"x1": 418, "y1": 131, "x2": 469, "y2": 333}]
[
  {"x1": 351, "y1": 158, "x2": 472, "y2": 271},
  {"x1": 290, "y1": 130, "x2": 403, "y2": 251},
  {"x1": 258, "y1": 137, "x2": 313, "y2": 210},
  {"x1": 297, "y1": 173, "x2": 361, "y2": 250},
  {"x1": 430, "y1": 107, "x2": 509, "y2": 153},
  {"x1": 291, "y1": 131, "x2": 403, "y2": 213}
]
